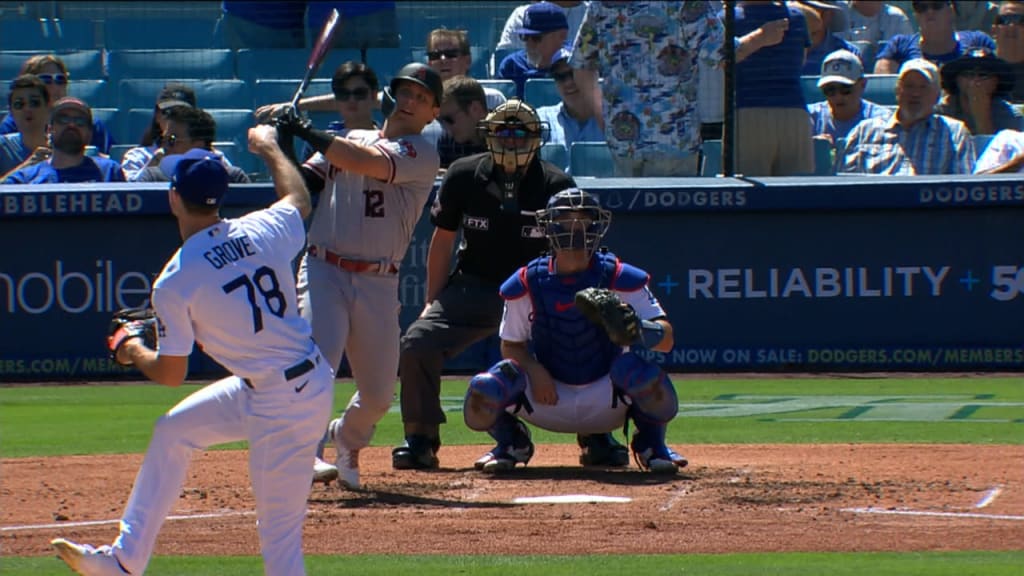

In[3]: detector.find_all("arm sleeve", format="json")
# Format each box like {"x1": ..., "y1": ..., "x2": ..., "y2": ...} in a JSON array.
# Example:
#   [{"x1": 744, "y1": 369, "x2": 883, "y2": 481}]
[{"x1": 620, "y1": 285, "x2": 667, "y2": 322}]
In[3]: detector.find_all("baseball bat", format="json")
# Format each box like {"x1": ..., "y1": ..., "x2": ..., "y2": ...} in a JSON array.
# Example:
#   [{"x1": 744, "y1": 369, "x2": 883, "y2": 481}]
[{"x1": 289, "y1": 8, "x2": 342, "y2": 111}]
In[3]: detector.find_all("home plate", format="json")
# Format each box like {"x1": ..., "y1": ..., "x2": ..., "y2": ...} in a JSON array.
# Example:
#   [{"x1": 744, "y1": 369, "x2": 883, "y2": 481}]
[{"x1": 513, "y1": 494, "x2": 632, "y2": 504}]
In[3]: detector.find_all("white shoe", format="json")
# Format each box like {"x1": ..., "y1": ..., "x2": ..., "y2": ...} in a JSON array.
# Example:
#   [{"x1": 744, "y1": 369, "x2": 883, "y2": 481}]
[
  {"x1": 51, "y1": 538, "x2": 128, "y2": 576},
  {"x1": 312, "y1": 457, "x2": 339, "y2": 484},
  {"x1": 335, "y1": 447, "x2": 360, "y2": 490}
]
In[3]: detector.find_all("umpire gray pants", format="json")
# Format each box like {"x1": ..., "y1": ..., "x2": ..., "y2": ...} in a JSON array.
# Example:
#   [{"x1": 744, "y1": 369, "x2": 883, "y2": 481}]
[{"x1": 398, "y1": 272, "x2": 504, "y2": 431}]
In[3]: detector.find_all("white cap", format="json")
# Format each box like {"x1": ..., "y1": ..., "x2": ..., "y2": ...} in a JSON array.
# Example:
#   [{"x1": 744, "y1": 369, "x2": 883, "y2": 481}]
[
  {"x1": 817, "y1": 50, "x2": 863, "y2": 87},
  {"x1": 897, "y1": 58, "x2": 940, "y2": 87}
]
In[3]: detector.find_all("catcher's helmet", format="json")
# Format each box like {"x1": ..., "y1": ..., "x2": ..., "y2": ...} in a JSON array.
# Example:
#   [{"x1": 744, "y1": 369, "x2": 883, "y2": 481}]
[
  {"x1": 478, "y1": 98, "x2": 546, "y2": 174},
  {"x1": 536, "y1": 188, "x2": 611, "y2": 257},
  {"x1": 389, "y1": 62, "x2": 443, "y2": 107}
]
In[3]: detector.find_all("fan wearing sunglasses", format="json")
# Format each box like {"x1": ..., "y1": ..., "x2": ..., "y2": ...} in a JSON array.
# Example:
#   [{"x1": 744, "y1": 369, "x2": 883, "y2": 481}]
[
  {"x1": 0, "y1": 54, "x2": 116, "y2": 155},
  {"x1": 2, "y1": 97, "x2": 124, "y2": 184},
  {"x1": 434, "y1": 76, "x2": 490, "y2": 171},
  {"x1": 992, "y1": 1, "x2": 1024, "y2": 101},
  {"x1": 135, "y1": 107, "x2": 250, "y2": 184},
  {"x1": 426, "y1": 28, "x2": 507, "y2": 110},
  {"x1": 808, "y1": 50, "x2": 890, "y2": 145},
  {"x1": 936, "y1": 48, "x2": 1020, "y2": 135},
  {"x1": 0, "y1": 75, "x2": 51, "y2": 180},
  {"x1": 874, "y1": 1, "x2": 996, "y2": 73}
]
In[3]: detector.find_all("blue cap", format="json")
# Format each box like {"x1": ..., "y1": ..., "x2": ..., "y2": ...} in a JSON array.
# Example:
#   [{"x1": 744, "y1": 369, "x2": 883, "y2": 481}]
[
  {"x1": 514, "y1": 2, "x2": 569, "y2": 35},
  {"x1": 161, "y1": 148, "x2": 229, "y2": 207}
]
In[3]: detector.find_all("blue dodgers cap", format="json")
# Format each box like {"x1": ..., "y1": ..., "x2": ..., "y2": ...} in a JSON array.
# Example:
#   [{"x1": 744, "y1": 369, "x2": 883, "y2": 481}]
[
  {"x1": 162, "y1": 148, "x2": 229, "y2": 206},
  {"x1": 514, "y1": 1, "x2": 569, "y2": 35}
]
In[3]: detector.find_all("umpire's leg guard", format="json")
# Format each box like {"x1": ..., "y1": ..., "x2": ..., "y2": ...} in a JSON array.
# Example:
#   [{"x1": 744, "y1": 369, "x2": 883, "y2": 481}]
[
  {"x1": 609, "y1": 352, "x2": 678, "y2": 424},
  {"x1": 463, "y1": 359, "x2": 529, "y2": 431}
]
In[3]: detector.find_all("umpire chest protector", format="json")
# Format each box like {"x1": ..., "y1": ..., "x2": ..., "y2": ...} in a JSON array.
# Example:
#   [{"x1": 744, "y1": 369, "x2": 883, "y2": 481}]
[{"x1": 501, "y1": 250, "x2": 647, "y2": 385}]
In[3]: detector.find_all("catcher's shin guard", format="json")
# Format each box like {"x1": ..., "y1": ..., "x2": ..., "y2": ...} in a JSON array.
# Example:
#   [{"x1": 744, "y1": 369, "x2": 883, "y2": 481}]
[
  {"x1": 610, "y1": 352, "x2": 678, "y2": 423},
  {"x1": 463, "y1": 359, "x2": 528, "y2": 431}
]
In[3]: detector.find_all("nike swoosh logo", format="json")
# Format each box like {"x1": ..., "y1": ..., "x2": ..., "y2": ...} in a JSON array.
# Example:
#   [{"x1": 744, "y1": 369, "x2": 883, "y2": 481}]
[
  {"x1": 294, "y1": 380, "x2": 309, "y2": 393},
  {"x1": 554, "y1": 301, "x2": 574, "y2": 312}
]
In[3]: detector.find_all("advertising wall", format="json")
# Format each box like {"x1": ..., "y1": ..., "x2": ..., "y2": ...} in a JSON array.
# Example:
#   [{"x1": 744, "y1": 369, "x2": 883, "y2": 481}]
[{"x1": 1, "y1": 176, "x2": 1021, "y2": 381}]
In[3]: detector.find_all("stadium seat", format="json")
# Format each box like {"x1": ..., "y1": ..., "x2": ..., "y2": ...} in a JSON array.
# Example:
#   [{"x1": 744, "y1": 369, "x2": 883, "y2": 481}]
[
  {"x1": 90, "y1": 108, "x2": 122, "y2": 142},
  {"x1": 569, "y1": 141, "x2": 614, "y2": 177},
  {"x1": 478, "y1": 79, "x2": 516, "y2": 99},
  {"x1": 207, "y1": 109, "x2": 256, "y2": 147},
  {"x1": 252, "y1": 79, "x2": 334, "y2": 109},
  {"x1": 235, "y1": 48, "x2": 362, "y2": 83},
  {"x1": 0, "y1": 49, "x2": 105, "y2": 81},
  {"x1": 365, "y1": 48, "x2": 417, "y2": 81},
  {"x1": 108, "y1": 144, "x2": 133, "y2": 163},
  {"x1": 0, "y1": 18, "x2": 96, "y2": 51},
  {"x1": 539, "y1": 143, "x2": 568, "y2": 172},
  {"x1": 124, "y1": 108, "x2": 158, "y2": 146},
  {"x1": 107, "y1": 49, "x2": 235, "y2": 80},
  {"x1": 702, "y1": 139, "x2": 722, "y2": 177},
  {"x1": 524, "y1": 78, "x2": 559, "y2": 108},
  {"x1": 118, "y1": 79, "x2": 251, "y2": 111},
  {"x1": 103, "y1": 17, "x2": 219, "y2": 50},
  {"x1": 68, "y1": 79, "x2": 114, "y2": 108},
  {"x1": 813, "y1": 137, "x2": 834, "y2": 175},
  {"x1": 491, "y1": 48, "x2": 515, "y2": 78}
]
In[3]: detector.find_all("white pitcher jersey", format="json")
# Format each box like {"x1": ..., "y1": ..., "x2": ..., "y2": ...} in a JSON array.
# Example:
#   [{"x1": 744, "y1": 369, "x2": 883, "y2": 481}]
[
  {"x1": 302, "y1": 129, "x2": 439, "y2": 262},
  {"x1": 152, "y1": 201, "x2": 314, "y2": 380}
]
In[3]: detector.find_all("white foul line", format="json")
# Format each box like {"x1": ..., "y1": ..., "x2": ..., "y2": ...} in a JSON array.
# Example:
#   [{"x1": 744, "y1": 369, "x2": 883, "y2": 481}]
[
  {"x1": 975, "y1": 486, "x2": 1003, "y2": 509},
  {"x1": 1, "y1": 510, "x2": 254, "y2": 533},
  {"x1": 843, "y1": 507, "x2": 1024, "y2": 521}
]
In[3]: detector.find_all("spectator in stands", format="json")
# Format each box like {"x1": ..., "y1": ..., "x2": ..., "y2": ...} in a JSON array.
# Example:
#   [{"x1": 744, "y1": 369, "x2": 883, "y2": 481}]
[
  {"x1": 0, "y1": 75, "x2": 50, "y2": 180},
  {"x1": 135, "y1": 107, "x2": 250, "y2": 183},
  {"x1": 2, "y1": 98, "x2": 124, "y2": 184},
  {"x1": 844, "y1": 1, "x2": 914, "y2": 47},
  {"x1": 972, "y1": 126, "x2": 1024, "y2": 171},
  {"x1": 435, "y1": 76, "x2": 490, "y2": 171},
  {"x1": 992, "y1": 0, "x2": 1024, "y2": 101},
  {"x1": 254, "y1": 62, "x2": 381, "y2": 138},
  {"x1": 798, "y1": 1, "x2": 862, "y2": 75},
  {"x1": 808, "y1": 50, "x2": 891, "y2": 144},
  {"x1": 954, "y1": 1, "x2": 1000, "y2": 32},
  {"x1": 536, "y1": 57, "x2": 603, "y2": 173},
  {"x1": 427, "y1": 28, "x2": 507, "y2": 110},
  {"x1": 936, "y1": 47, "x2": 1021, "y2": 134},
  {"x1": 874, "y1": 1, "x2": 996, "y2": 73},
  {"x1": 498, "y1": 2, "x2": 573, "y2": 100},
  {"x1": 121, "y1": 83, "x2": 198, "y2": 181},
  {"x1": 573, "y1": 1, "x2": 724, "y2": 177},
  {"x1": 216, "y1": 1, "x2": 306, "y2": 49},
  {"x1": 496, "y1": 1, "x2": 588, "y2": 53},
  {"x1": 839, "y1": 59, "x2": 976, "y2": 174},
  {"x1": 0, "y1": 55, "x2": 114, "y2": 154},
  {"x1": 732, "y1": 0, "x2": 814, "y2": 176}
]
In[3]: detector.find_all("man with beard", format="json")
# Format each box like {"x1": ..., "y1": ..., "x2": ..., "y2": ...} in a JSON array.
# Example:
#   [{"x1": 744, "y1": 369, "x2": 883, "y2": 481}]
[
  {"x1": 839, "y1": 59, "x2": 976, "y2": 174},
  {"x1": 2, "y1": 97, "x2": 124, "y2": 184},
  {"x1": 497, "y1": 2, "x2": 572, "y2": 99}
]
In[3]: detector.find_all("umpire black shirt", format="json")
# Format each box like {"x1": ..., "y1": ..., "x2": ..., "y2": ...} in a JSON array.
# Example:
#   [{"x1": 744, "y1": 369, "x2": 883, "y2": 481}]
[{"x1": 431, "y1": 152, "x2": 575, "y2": 284}]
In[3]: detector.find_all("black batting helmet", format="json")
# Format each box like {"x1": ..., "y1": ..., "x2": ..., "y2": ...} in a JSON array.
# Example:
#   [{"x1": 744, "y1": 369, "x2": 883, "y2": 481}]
[{"x1": 389, "y1": 62, "x2": 443, "y2": 106}]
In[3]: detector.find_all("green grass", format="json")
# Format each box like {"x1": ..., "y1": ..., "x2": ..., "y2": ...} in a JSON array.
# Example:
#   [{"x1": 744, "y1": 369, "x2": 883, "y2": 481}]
[
  {"x1": 2, "y1": 377, "x2": 1021, "y2": 574},
  {"x1": 4, "y1": 551, "x2": 1024, "y2": 575}
]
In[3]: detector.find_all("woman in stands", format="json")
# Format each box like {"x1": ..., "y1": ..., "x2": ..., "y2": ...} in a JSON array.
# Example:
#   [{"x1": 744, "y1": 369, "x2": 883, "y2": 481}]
[
  {"x1": 0, "y1": 75, "x2": 50, "y2": 180},
  {"x1": 0, "y1": 54, "x2": 115, "y2": 154},
  {"x1": 936, "y1": 47, "x2": 1022, "y2": 134},
  {"x1": 120, "y1": 83, "x2": 198, "y2": 181}
]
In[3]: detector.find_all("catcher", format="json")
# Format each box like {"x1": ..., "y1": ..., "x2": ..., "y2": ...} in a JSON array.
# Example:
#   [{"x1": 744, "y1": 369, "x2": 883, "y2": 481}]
[{"x1": 462, "y1": 188, "x2": 687, "y2": 474}]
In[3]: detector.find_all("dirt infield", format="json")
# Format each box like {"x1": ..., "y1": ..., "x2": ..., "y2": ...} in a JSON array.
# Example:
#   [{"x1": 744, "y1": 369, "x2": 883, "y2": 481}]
[{"x1": 3, "y1": 444, "x2": 1022, "y2": 558}]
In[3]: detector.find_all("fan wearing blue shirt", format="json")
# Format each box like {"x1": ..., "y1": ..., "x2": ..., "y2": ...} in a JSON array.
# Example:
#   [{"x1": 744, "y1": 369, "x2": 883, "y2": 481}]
[
  {"x1": 874, "y1": 1, "x2": 995, "y2": 72},
  {"x1": 535, "y1": 57, "x2": 604, "y2": 174},
  {"x1": 499, "y1": 2, "x2": 573, "y2": 100},
  {"x1": 808, "y1": 49, "x2": 891, "y2": 144},
  {"x1": 2, "y1": 98, "x2": 124, "y2": 184}
]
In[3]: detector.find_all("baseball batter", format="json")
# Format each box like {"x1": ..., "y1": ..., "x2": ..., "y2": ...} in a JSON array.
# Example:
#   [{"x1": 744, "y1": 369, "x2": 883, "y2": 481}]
[
  {"x1": 463, "y1": 188, "x2": 688, "y2": 473},
  {"x1": 278, "y1": 62, "x2": 441, "y2": 490},
  {"x1": 51, "y1": 127, "x2": 335, "y2": 576}
]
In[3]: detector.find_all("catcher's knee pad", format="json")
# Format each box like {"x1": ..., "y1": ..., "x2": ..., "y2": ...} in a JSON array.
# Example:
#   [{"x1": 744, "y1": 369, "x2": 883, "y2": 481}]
[
  {"x1": 610, "y1": 352, "x2": 678, "y2": 424},
  {"x1": 463, "y1": 359, "x2": 527, "y2": 431}
]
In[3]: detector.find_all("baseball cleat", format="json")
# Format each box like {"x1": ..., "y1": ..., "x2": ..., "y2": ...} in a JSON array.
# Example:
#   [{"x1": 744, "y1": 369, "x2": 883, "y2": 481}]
[
  {"x1": 392, "y1": 435, "x2": 440, "y2": 470},
  {"x1": 335, "y1": 447, "x2": 360, "y2": 490},
  {"x1": 578, "y1": 433, "x2": 630, "y2": 467},
  {"x1": 474, "y1": 441, "x2": 535, "y2": 473},
  {"x1": 630, "y1": 436, "x2": 685, "y2": 475},
  {"x1": 312, "y1": 457, "x2": 339, "y2": 485},
  {"x1": 51, "y1": 538, "x2": 128, "y2": 576}
]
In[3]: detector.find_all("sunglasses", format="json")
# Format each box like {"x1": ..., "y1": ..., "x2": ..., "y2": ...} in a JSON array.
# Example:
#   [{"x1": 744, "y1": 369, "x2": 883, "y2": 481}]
[
  {"x1": 913, "y1": 2, "x2": 949, "y2": 13},
  {"x1": 334, "y1": 87, "x2": 371, "y2": 102},
  {"x1": 492, "y1": 127, "x2": 537, "y2": 140},
  {"x1": 822, "y1": 84, "x2": 854, "y2": 97},
  {"x1": 552, "y1": 69, "x2": 574, "y2": 83},
  {"x1": 11, "y1": 97, "x2": 44, "y2": 110},
  {"x1": 996, "y1": 13, "x2": 1024, "y2": 26},
  {"x1": 519, "y1": 34, "x2": 546, "y2": 43},
  {"x1": 426, "y1": 49, "x2": 465, "y2": 61},
  {"x1": 54, "y1": 114, "x2": 89, "y2": 127},
  {"x1": 37, "y1": 73, "x2": 68, "y2": 86}
]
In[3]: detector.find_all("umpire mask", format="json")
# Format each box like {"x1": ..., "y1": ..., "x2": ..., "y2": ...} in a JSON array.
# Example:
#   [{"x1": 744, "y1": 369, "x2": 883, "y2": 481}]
[
  {"x1": 479, "y1": 99, "x2": 545, "y2": 176},
  {"x1": 536, "y1": 188, "x2": 611, "y2": 259}
]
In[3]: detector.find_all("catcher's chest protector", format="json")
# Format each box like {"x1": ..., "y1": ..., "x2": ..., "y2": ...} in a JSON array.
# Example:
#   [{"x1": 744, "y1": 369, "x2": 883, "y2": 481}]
[{"x1": 526, "y1": 253, "x2": 622, "y2": 385}]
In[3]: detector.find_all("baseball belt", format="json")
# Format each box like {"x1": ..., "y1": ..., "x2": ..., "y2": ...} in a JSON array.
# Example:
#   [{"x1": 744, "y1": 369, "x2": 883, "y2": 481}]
[
  {"x1": 308, "y1": 246, "x2": 399, "y2": 275},
  {"x1": 243, "y1": 354, "x2": 319, "y2": 389}
]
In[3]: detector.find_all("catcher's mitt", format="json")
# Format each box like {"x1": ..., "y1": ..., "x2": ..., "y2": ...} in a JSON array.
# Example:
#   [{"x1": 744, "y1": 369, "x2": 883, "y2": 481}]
[
  {"x1": 107, "y1": 307, "x2": 158, "y2": 366},
  {"x1": 574, "y1": 287, "x2": 640, "y2": 347}
]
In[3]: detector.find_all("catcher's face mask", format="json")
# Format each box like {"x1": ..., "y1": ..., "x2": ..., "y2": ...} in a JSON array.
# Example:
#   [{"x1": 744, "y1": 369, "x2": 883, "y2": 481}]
[{"x1": 537, "y1": 195, "x2": 611, "y2": 258}]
